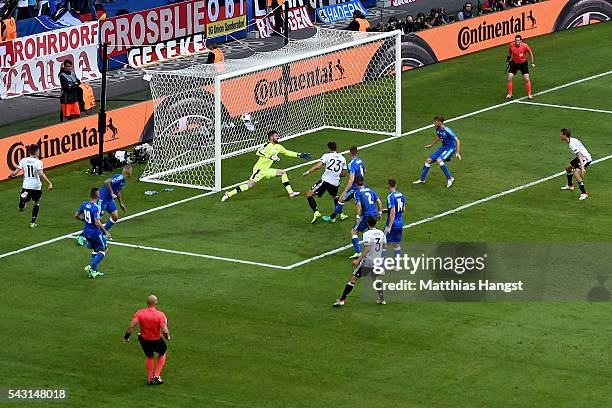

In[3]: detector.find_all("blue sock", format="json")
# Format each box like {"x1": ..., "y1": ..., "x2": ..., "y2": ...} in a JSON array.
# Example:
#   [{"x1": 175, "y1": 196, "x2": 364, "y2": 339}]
[
  {"x1": 104, "y1": 219, "x2": 115, "y2": 231},
  {"x1": 90, "y1": 252, "x2": 105, "y2": 271},
  {"x1": 394, "y1": 247, "x2": 402, "y2": 258},
  {"x1": 331, "y1": 202, "x2": 344, "y2": 218},
  {"x1": 440, "y1": 162, "x2": 452, "y2": 179},
  {"x1": 420, "y1": 163, "x2": 431, "y2": 181},
  {"x1": 351, "y1": 235, "x2": 361, "y2": 254}
]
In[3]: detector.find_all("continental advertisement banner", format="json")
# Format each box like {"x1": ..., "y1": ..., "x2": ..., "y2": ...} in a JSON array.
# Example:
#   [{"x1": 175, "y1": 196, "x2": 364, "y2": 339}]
[
  {"x1": 0, "y1": 101, "x2": 155, "y2": 181},
  {"x1": 218, "y1": 40, "x2": 385, "y2": 117},
  {"x1": 399, "y1": 0, "x2": 612, "y2": 69}
]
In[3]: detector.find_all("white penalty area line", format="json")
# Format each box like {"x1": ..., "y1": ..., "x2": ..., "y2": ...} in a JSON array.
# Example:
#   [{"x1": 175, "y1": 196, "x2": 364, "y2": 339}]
[
  {"x1": 284, "y1": 153, "x2": 612, "y2": 270},
  {"x1": 103, "y1": 240, "x2": 289, "y2": 270},
  {"x1": 517, "y1": 100, "x2": 612, "y2": 115},
  {"x1": 1, "y1": 70, "x2": 610, "y2": 262}
]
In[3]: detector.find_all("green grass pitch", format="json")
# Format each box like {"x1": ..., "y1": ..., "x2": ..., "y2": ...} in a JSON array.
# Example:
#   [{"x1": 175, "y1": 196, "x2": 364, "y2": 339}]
[{"x1": 1, "y1": 23, "x2": 611, "y2": 407}]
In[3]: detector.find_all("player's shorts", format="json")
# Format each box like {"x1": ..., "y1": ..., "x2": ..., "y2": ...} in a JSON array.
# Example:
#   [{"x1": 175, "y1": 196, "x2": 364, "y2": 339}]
[
  {"x1": 98, "y1": 198, "x2": 117, "y2": 214},
  {"x1": 250, "y1": 167, "x2": 277, "y2": 182},
  {"x1": 19, "y1": 188, "x2": 42, "y2": 203},
  {"x1": 341, "y1": 185, "x2": 358, "y2": 202},
  {"x1": 430, "y1": 146, "x2": 455, "y2": 162},
  {"x1": 509, "y1": 61, "x2": 529, "y2": 75},
  {"x1": 353, "y1": 263, "x2": 374, "y2": 279},
  {"x1": 569, "y1": 158, "x2": 591, "y2": 170},
  {"x1": 138, "y1": 335, "x2": 167, "y2": 357},
  {"x1": 310, "y1": 179, "x2": 339, "y2": 198},
  {"x1": 386, "y1": 226, "x2": 403, "y2": 244},
  {"x1": 84, "y1": 232, "x2": 107, "y2": 252},
  {"x1": 61, "y1": 102, "x2": 81, "y2": 117},
  {"x1": 353, "y1": 214, "x2": 376, "y2": 232}
]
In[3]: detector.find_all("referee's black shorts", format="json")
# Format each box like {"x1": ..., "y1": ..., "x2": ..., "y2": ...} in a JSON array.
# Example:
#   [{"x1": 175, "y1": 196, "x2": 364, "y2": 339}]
[
  {"x1": 310, "y1": 179, "x2": 339, "y2": 198},
  {"x1": 508, "y1": 61, "x2": 529, "y2": 75},
  {"x1": 138, "y1": 335, "x2": 167, "y2": 357}
]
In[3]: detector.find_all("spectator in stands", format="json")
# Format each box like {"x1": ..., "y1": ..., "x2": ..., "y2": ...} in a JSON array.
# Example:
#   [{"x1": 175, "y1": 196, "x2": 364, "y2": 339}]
[
  {"x1": 439, "y1": 7, "x2": 450, "y2": 24},
  {"x1": 346, "y1": 10, "x2": 369, "y2": 32},
  {"x1": 59, "y1": 60, "x2": 81, "y2": 121},
  {"x1": 456, "y1": 2, "x2": 474, "y2": 20},
  {"x1": 427, "y1": 8, "x2": 448, "y2": 26},
  {"x1": 415, "y1": 12, "x2": 431, "y2": 30},
  {"x1": 480, "y1": 0, "x2": 504, "y2": 13},
  {"x1": 386, "y1": 16, "x2": 399, "y2": 32},
  {"x1": 403, "y1": 15, "x2": 416, "y2": 34},
  {"x1": 206, "y1": 43, "x2": 224, "y2": 64}
]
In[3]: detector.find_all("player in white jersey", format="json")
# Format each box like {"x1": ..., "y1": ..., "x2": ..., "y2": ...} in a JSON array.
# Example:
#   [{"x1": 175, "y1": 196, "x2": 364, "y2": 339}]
[
  {"x1": 333, "y1": 216, "x2": 387, "y2": 307},
  {"x1": 303, "y1": 141, "x2": 347, "y2": 224},
  {"x1": 560, "y1": 128, "x2": 592, "y2": 200},
  {"x1": 8, "y1": 144, "x2": 53, "y2": 227}
]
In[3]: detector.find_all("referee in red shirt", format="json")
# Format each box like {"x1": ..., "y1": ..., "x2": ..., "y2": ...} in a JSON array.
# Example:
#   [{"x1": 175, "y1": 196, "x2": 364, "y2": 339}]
[
  {"x1": 506, "y1": 34, "x2": 536, "y2": 99},
  {"x1": 123, "y1": 295, "x2": 170, "y2": 385}
]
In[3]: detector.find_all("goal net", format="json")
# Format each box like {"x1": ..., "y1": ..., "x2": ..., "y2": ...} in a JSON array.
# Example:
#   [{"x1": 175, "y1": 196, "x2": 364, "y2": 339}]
[{"x1": 140, "y1": 28, "x2": 401, "y2": 190}]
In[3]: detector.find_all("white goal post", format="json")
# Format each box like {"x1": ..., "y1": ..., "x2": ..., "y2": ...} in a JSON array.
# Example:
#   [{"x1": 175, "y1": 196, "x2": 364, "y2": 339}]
[{"x1": 140, "y1": 28, "x2": 402, "y2": 190}]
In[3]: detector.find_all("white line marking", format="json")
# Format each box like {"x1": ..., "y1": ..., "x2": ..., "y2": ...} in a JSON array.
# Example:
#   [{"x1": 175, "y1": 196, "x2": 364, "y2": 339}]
[
  {"x1": 1, "y1": 70, "x2": 610, "y2": 261},
  {"x1": 0, "y1": 234, "x2": 76, "y2": 260},
  {"x1": 105, "y1": 240, "x2": 290, "y2": 270},
  {"x1": 517, "y1": 100, "x2": 612, "y2": 114},
  {"x1": 284, "y1": 154, "x2": 612, "y2": 270}
]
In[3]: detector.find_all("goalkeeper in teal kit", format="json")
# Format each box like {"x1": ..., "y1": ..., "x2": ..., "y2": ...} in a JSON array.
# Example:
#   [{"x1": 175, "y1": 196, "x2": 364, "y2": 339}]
[{"x1": 222, "y1": 130, "x2": 311, "y2": 201}]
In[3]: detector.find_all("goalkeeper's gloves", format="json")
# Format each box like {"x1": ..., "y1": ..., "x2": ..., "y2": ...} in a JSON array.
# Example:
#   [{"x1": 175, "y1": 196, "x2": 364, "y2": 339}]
[
  {"x1": 506, "y1": 55, "x2": 511, "y2": 63},
  {"x1": 270, "y1": 155, "x2": 280, "y2": 162},
  {"x1": 298, "y1": 152, "x2": 311, "y2": 160}
]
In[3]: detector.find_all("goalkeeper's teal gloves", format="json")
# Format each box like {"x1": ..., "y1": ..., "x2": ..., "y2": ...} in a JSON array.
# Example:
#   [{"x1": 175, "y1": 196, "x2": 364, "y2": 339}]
[{"x1": 299, "y1": 152, "x2": 311, "y2": 160}]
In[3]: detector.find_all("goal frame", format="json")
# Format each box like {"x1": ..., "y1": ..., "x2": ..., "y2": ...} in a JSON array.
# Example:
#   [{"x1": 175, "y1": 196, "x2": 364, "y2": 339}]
[{"x1": 140, "y1": 30, "x2": 402, "y2": 191}]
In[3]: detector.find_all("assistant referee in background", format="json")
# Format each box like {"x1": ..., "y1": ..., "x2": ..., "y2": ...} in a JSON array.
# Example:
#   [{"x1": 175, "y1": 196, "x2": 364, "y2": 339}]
[
  {"x1": 123, "y1": 295, "x2": 171, "y2": 385},
  {"x1": 506, "y1": 34, "x2": 535, "y2": 99}
]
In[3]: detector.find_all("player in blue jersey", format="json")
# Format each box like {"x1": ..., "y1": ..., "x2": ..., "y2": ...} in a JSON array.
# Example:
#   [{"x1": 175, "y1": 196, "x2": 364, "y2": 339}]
[
  {"x1": 349, "y1": 176, "x2": 382, "y2": 259},
  {"x1": 382, "y1": 179, "x2": 405, "y2": 267},
  {"x1": 77, "y1": 165, "x2": 132, "y2": 245},
  {"x1": 75, "y1": 188, "x2": 111, "y2": 279},
  {"x1": 413, "y1": 116, "x2": 462, "y2": 188},
  {"x1": 323, "y1": 146, "x2": 366, "y2": 223}
]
